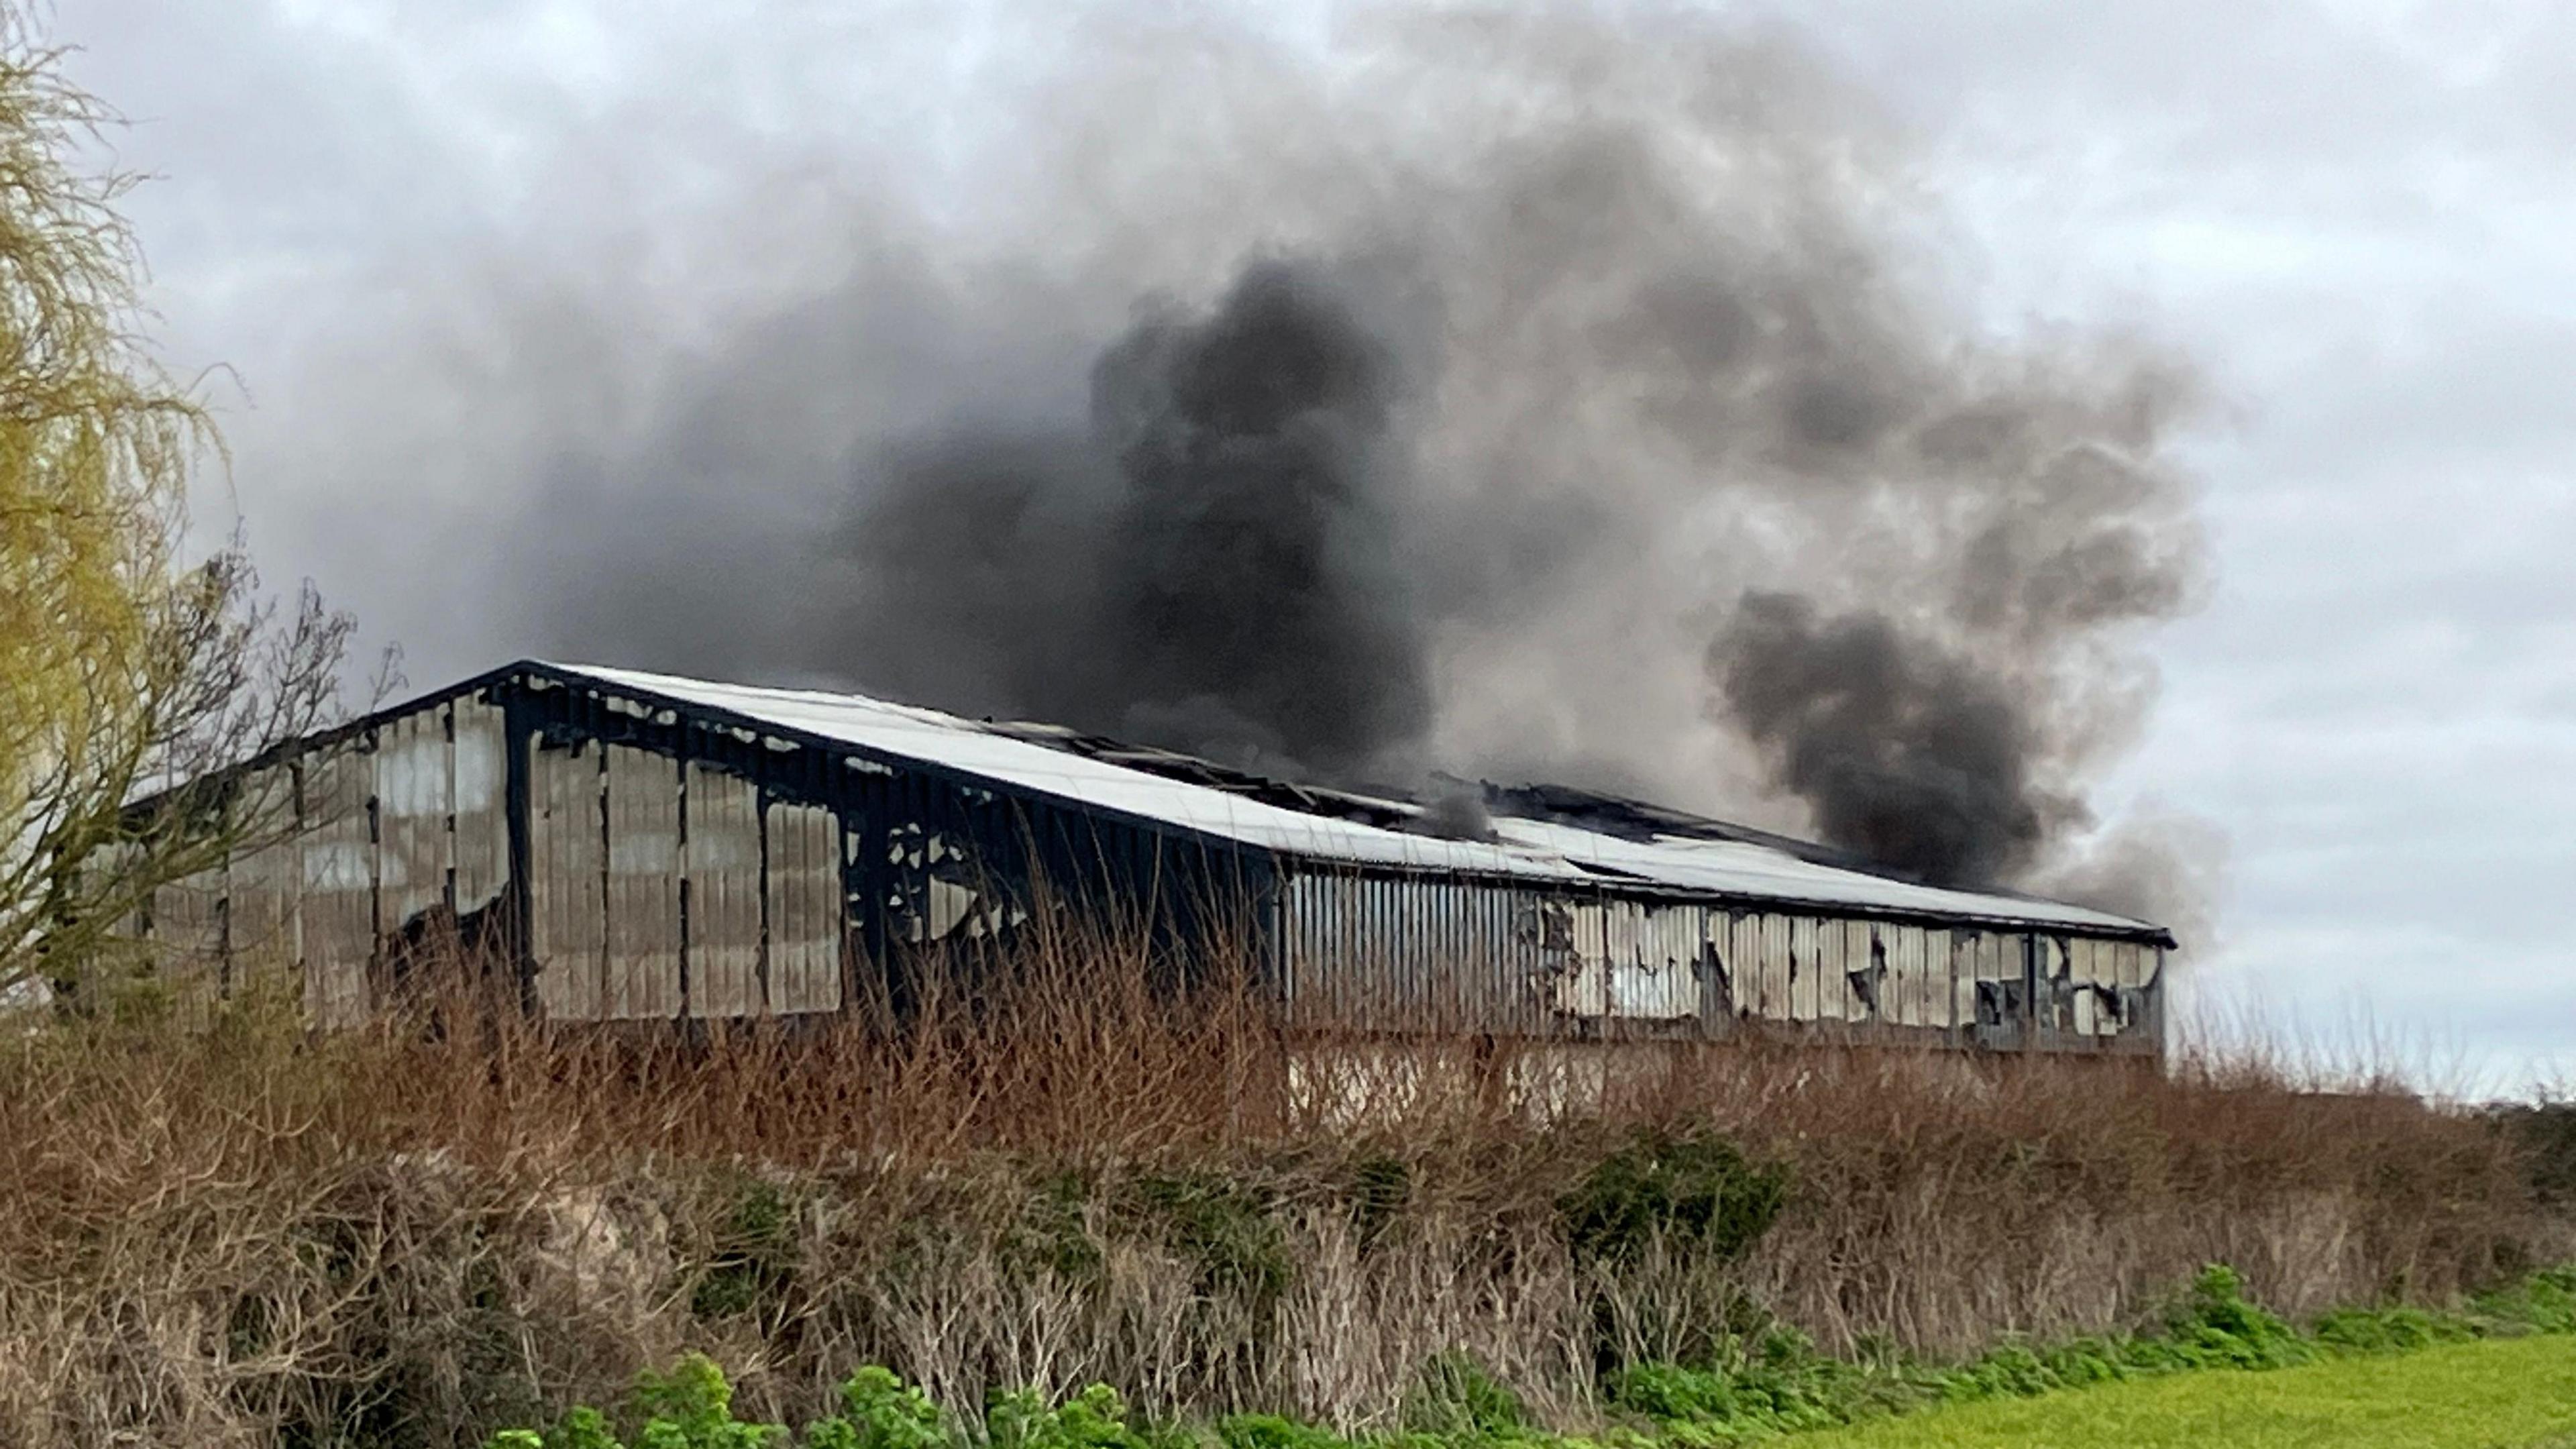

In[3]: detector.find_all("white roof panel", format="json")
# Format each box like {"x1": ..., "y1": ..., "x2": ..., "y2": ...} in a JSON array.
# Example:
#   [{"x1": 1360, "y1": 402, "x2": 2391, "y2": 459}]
[
  {"x1": 560, "y1": 663, "x2": 1589, "y2": 880},
  {"x1": 546, "y1": 663, "x2": 2161, "y2": 937}
]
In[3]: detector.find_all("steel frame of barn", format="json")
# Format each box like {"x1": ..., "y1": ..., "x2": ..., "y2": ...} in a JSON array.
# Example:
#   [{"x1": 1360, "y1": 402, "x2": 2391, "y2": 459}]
[{"x1": 127, "y1": 661, "x2": 2175, "y2": 1057}]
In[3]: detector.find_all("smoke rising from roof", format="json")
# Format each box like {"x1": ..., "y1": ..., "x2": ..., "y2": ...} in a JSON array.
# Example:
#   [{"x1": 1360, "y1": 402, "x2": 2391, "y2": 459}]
[
  {"x1": 239, "y1": 8, "x2": 2213, "y2": 918},
  {"x1": 1713, "y1": 594, "x2": 2068, "y2": 887},
  {"x1": 833, "y1": 261, "x2": 1428, "y2": 778}
]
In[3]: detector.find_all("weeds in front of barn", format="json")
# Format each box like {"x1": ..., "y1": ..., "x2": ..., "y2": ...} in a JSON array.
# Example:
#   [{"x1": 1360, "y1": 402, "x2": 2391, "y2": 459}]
[{"x1": 0, "y1": 926, "x2": 2565, "y2": 1446}]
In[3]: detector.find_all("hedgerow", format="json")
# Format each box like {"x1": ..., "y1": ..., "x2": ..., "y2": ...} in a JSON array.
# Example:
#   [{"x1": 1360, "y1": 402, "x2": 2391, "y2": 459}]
[{"x1": 484, "y1": 1262, "x2": 2576, "y2": 1449}]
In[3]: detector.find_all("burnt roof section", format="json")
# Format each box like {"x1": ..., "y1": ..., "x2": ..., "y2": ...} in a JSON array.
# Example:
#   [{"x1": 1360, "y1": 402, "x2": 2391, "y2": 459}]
[{"x1": 985, "y1": 723, "x2": 1994, "y2": 896}]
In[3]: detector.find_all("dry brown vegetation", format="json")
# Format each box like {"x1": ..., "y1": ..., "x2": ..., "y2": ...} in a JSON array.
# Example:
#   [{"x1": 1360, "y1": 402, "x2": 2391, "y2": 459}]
[{"x1": 0, "y1": 930, "x2": 2563, "y2": 1448}]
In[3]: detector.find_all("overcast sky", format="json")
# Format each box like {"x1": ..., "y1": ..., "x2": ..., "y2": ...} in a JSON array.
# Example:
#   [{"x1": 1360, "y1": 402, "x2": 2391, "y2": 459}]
[{"x1": 52, "y1": 1, "x2": 2575, "y2": 1089}]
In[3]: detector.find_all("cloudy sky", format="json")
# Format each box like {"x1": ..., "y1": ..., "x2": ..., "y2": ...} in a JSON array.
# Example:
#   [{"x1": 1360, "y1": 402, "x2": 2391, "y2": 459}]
[{"x1": 51, "y1": 1, "x2": 2575, "y2": 1087}]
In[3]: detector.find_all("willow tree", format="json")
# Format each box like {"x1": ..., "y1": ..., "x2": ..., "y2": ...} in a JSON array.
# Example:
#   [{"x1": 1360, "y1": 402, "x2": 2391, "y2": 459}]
[{"x1": 0, "y1": 23, "x2": 350, "y2": 1002}]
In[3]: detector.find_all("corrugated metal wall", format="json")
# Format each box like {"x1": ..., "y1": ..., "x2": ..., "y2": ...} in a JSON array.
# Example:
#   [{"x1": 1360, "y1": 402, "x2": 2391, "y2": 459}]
[
  {"x1": 225, "y1": 764, "x2": 301, "y2": 996},
  {"x1": 173, "y1": 681, "x2": 862, "y2": 1027},
  {"x1": 525, "y1": 722, "x2": 852, "y2": 1023},
  {"x1": 1277, "y1": 867, "x2": 2161, "y2": 1052},
  {"x1": 140, "y1": 692, "x2": 517, "y2": 1027},
  {"x1": 298, "y1": 744, "x2": 376, "y2": 1028},
  {"x1": 146, "y1": 863, "x2": 225, "y2": 1025},
  {"x1": 602, "y1": 743, "x2": 682, "y2": 1019},
  {"x1": 687, "y1": 761, "x2": 761, "y2": 1018},
  {"x1": 765, "y1": 798, "x2": 843, "y2": 1014}
]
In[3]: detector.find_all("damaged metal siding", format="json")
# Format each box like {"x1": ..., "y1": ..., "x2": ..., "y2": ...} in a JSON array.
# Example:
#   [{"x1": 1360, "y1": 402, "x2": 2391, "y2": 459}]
[
  {"x1": 132, "y1": 693, "x2": 529, "y2": 1024},
  {"x1": 377, "y1": 708, "x2": 448, "y2": 940},
  {"x1": 1278, "y1": 873, "x2": 2161, "y2": 1053},
  {"x1": 1280, "y1": 881, "x2": 1727, "y2": 1032},
  {"x1": 453, "y1": 698, "x2": 510, "y2": 918},
  {"x1": 123, "y1": 661, "x2": 2170, "y2": 1058},
  {"x1": 523, "y1": 718, "x2": 854, "y2": 1022}
]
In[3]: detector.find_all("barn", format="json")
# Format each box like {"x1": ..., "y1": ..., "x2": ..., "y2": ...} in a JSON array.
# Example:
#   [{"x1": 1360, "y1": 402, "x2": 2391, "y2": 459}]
[{"x1": 128, "y1": 660, "x2": 2172, "y2": 1056}]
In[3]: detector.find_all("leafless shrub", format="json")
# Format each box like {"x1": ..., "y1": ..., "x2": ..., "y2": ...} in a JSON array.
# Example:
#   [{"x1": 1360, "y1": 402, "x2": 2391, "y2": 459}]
[{"x1": 0, "y1": 923, "x2": 2559, "y2": 1446}]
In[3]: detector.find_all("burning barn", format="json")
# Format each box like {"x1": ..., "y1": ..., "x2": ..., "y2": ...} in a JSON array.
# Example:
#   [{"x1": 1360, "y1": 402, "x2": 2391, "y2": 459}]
[{"x1": 128, "y1": 660, "x2": 2171, "y2": 1055}]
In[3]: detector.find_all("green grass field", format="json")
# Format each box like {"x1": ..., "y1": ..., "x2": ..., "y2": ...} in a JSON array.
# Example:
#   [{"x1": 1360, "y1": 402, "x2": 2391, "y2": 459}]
[{"x1": 1796, "y1": 1334, "x2": 2576, "y2": 1449}]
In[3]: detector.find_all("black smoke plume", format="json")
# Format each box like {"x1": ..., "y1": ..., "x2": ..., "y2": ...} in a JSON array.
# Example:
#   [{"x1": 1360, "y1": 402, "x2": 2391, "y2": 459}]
[
  {"x1": 1713, "y1": 594, "x2": 2069, "y2": 886},
  {"x1": 828, "y1": 263, "x2": 1427, "y2": 776}
]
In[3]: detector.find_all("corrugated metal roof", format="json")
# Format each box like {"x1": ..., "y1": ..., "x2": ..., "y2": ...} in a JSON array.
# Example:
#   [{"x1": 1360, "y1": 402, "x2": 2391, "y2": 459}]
[{"x1": 557, "y1": 662, "x2": 2161, "y2": 938}]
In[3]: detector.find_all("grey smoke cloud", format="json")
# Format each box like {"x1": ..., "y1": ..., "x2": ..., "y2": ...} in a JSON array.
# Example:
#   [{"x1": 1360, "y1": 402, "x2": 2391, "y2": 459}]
[
  {"x1": 458, "y1": 10, "x2": 2204, "y2": 900},
  {"x1": 87, "y1": 5, "x2": 2215, "y2": 908}
]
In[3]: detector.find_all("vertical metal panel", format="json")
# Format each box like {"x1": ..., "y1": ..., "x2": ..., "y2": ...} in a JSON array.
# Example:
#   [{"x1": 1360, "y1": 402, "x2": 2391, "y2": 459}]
[
  {"x1": 1875, "y1": 923, "x2": 1914, "y2": 1026},
  {"x1": 1919, "y1": 928, "x2": 1953, "y2": 1028},
  {"x1": 1811, "y1": 916, "x2": 1848, "y2": 1022},
  {"x1": 376, "y1": 707, "x2": 450, "y2": 934},
  {"x1": 452, "y1": 696, "x2": 509, "y2": 915},
  {"x1": 1839, "y1": 918, "x2": 1876, "y2": 1022},
  {"x1": 299, "y1": 743, "x2": 376, "y2": 1028},
  {"x1": 1619, "y1": 902, "x2": 1701, "y2": 1019},
  {"x1": 765, "y1": 797, "x2": 843, "y2": 1014},
  {"x1": 224, "y1": 763, "x2": 301, "y2": 989},
  {"x1": 1763, "y1": 914, "x2": 1792, "y2": 1021},
  {"x1": 149, "y1": 863, "x2": 226, "y2": 1022},
  {"x1": 1722, "y1": 913, "x2": 1757, "y2": 1020},
  {"x1": 2034, "y1": 934, "x2": 2072, "y2": 1035},
  {"x1": 529, "y1": 739, "x2": 604, "y2": 1021},
  {"x1": 1277, "y1": 871, "x2": 1534, "y2": 1030},
  {"x1": 1949, "y1": 932, "x2": 1981, "y2": 1030},
  {"x1": 1729, "y1": 913, "x2": 1789, "y2": 1022},
  {"x1": 685, "y1": 762, "x2": 762, "y2": 1018},
  {"x1": 1786, "y1": 916, "x2": 1820, "y2": 1021},
  {"x1": 2070, "y1": 936, "x2": 2100, "y2": 1036},
  {"x1": 604, "y1": 744, "x2": 682, "y2": 1020},
  {"x1": 2068, "y1": 936, "x2": 2096, "y2": 1037}
]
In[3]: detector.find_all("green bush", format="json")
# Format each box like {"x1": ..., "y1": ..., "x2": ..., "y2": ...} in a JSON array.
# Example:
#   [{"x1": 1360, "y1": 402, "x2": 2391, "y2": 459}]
[
  {"x1": 2467, "y1": 1263, "x2": 2576, "y2": 1334},
  {"x1": 1120, "y1": 1170, "x2": 1293, "y2": 1306},
  {"x1": 1347, "y1": 1155, "x2": 1413, "y2": 1252},
  {"x1": 1214, "y1": 1414, "x2": 1350, "y2": 1449},
  {"x1": 690, "y1": 1176, "x2": 801, "y2": 1322},
  {"x1": 1558, "y1": 1132, "x2": 1788, "y2": 1267},
  {"x1": 1403, "y1": 1352, "x2": 1529, "y2": 1440},
  {"x1": 2153, "y1": 1265, "x2": 2312, "y2": 1371},
  {"x1": 633, "y1": 1355, "x2": 788, "y2": 1448},
  {"x1": 2312, "y1": 1304, "x2": 2475, "y2": 1354},
  {"x1": 986, "y1": 1383, "x2": 1148, "y2": 1449},
  {"x1": 806, "y1": 1366, "x2": 950, "y2": 1449},
  {"x1": 487, "y1": 1359, "x2": 950, "y2": 1449}
]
